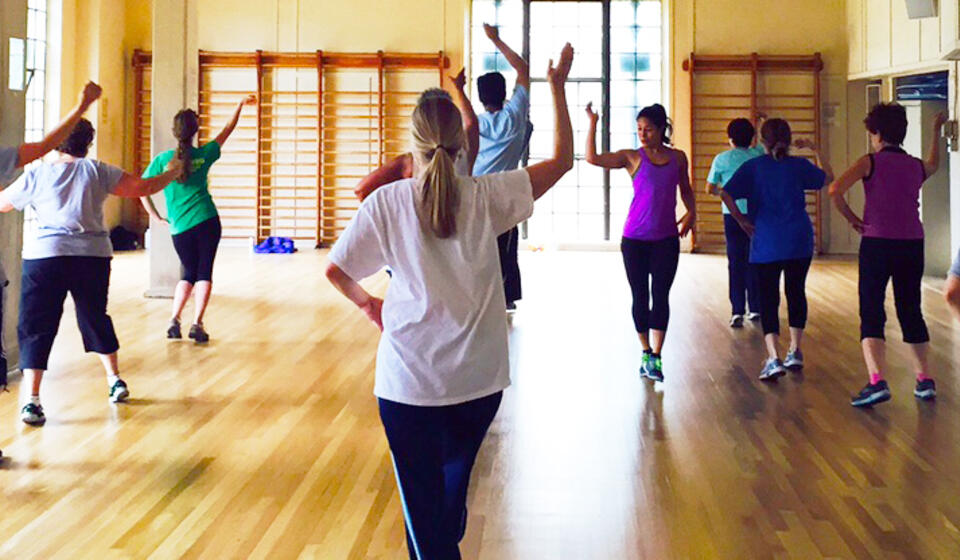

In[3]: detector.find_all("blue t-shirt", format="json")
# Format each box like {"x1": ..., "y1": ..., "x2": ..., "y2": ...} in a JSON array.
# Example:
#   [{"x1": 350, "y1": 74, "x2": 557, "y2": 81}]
[
  {"x1": 0, "y1": 146, "x2": 19, "y2": 185},
  {"x1": 5, "y1": 158, "x2": 125, "y2": 259},
  {"x1": 707, "y1": 146, "x2": 765, "y2": 215},
  {"x1": 473, "y1": 84, "x2": 530, "y2": 175},
  {"x1": 723, "y1": 155, "x2": 826, "y2": 264}
]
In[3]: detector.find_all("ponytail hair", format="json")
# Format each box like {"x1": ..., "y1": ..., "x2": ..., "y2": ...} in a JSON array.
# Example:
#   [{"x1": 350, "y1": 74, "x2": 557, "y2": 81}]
[
  {"x1": 637, "y1": 103, "x2": 673, "y2": 145},
  {"x1": 761, "y1": 118, "x2": 792, "y2": 161},
  {"x1": 411, "y1": 95, "x2": 464, "y2": 238},
  {"x1": 172, "y1": 109, "x2": 199, "y2": 182}
]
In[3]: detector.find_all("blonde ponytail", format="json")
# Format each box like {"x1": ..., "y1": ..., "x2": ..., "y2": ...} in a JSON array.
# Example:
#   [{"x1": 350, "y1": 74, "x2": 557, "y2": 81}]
[{"x1": 411, "y1": 96, "x2": 464, "y2": 239}]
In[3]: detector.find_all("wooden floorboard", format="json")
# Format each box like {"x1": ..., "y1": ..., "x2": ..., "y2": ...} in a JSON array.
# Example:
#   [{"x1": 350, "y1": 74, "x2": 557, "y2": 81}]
[{"x1": 1, "y1": 248, "x2": 959, "y2": 559}]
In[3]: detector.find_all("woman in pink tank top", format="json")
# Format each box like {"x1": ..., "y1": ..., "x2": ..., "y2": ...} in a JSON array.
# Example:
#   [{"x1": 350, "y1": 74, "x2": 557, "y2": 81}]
[
  {"x1": 830, "y1": 103, "x2": 945, "y2": 408},
  {"x1": 585, "y1": 102, "x2": 697, "y2": 384}
]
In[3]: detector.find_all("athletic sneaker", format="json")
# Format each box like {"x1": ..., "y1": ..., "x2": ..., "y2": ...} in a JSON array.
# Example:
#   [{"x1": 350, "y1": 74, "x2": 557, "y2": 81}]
[
  {"x1": 109, "y1": 379, "x2": 130, "y2": 403},
  {"x1": 640, "y1": 353, "x2": 653, "y2": 379},
  {"x1": 646, "y1": 355, "x2": 664, "y2": 383},
  {"x1": 729, "y1": 315, "x2": 744, "y2": 328},
  {"x1": 759, "y1": 358, "x2": 785, "y2": 381},
  {"x1": 784, "y1": 350, "x2": 804, "y2": 369},
  {"x1": 189, "y1": 323, "x2": 210, "y2": 343},
  {"x1": 851, "y1": 380, "x2": 891, "y2": 407},
  {"x1": 746, "y1": 312, "x2": 761, "y2": 321},
  {"x1": 167, "y1": 318, "x2": 182, "y2": 339},
  {"x1": 506, "y1": 301, "x2": 517, "y2": 312},
  {"x1": 914, "y1": 378, "x2": 936, "y2": 400},
  {"x1": 21, "y1": 403, "x2": 45, "y2": 426}
]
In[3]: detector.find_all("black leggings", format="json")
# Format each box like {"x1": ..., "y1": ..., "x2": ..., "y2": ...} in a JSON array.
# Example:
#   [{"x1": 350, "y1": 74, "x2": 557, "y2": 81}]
[
  {"x1": 621, "y1": 236, "x2": 680, "y2": 333},
  {"x1": 756, "y1": 258, "x2": 812, "y2": 336},
  {"x1": 172, "y1": 216, "x2": 222, "y2": 284},
  {"x1": 858, "y1": 237, "x2": 929, "y2": 343}
]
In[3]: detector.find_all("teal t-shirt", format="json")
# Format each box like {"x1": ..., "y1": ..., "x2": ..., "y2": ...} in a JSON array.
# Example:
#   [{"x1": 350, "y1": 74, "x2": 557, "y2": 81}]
[
  {"x1": 707, "y1": 146, "x2": 765, "y2": 215},
  {"x1": 143, "y1": 141, "x2": 221, "y2": 235}
]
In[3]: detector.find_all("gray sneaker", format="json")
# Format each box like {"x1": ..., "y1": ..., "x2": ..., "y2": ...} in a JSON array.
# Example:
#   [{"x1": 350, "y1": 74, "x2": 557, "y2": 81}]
[
  {"x1": 784, "y1": 350, "x2": 804, "y2": 369},
  {"x1": 759, "y1": 358, "x2": 786, "y2": 381}
]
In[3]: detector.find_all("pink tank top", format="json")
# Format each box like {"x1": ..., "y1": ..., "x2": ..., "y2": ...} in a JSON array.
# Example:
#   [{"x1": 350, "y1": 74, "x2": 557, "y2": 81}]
[
  {"x1": 862, "y1": 147, "x2": 925, "y2": 240},
  {"x1": 622, "y1": 148, "x2": 680, "y2": 241}
]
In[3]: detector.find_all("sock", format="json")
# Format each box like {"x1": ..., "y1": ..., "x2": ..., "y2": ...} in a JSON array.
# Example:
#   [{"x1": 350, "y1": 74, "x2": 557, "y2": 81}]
[
  {"x1": 30, "y1": 395, "x2": 41, "y2": 406},
  {"x1": 916, "y1": 372, "x2": 931, "y2": 382},
  {"x1": 869, "y1": 372, "x2": 883, "y2": 385},
  {"x1": 643, "y1": 349, "x2": 652, "y2": 355},
  {"x1": 107, "y1": 374, "x2": 120, "y2": 387}
]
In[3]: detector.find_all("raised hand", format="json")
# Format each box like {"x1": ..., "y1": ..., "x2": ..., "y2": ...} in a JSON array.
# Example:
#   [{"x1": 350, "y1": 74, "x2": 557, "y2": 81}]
[
  {"x1": 483, "y1": 23, "x2": 499, "y2": 41},
  {"x1": 793, "y1": 137, "x2": 816, "y2": 150},
  {"x1": 546, "y1": 42, "x2": 574, "y2": 88},
  {"x1": 585, "y1": 102, "x2": 599, "y2": 125},
  {"x1": 449, "y1": 68, "x2": 467, "y2": 91},
  {"x1": 934, "y1": 111, "x2": 948, "y2": 130},
  {"x1": 241, "y1": 94, "x2": 257, "y2": 106},
  {"x1": 80, "y1": 81, "x2": 102, "y2": 108},
  {"x1": 164, "y1": 156, "x2": 185, "y2": 176}
]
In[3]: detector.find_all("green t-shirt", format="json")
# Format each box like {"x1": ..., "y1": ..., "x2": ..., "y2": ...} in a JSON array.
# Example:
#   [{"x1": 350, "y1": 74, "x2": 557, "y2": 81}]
[{"x1": 143, "y1": 141, "x2": 221, "y2": 235}]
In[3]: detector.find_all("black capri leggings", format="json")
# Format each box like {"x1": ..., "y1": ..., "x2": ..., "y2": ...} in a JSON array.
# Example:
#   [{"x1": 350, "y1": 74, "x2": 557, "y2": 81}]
[
  {"x1": 621, "y1": 236, "x2": 680, "y2": 333},
  {"x1": 172, "y1": 216, "x2": 222, "y2": 284},
  {"x1": 858, "y1": 237, "x2": 929, "y2": 343},
  {"x1": 18, "y1": 256, "x2": 120, "y2": 371},
  {"x1": 756, "y1": 258, "x2": 812, "y2": 336}
]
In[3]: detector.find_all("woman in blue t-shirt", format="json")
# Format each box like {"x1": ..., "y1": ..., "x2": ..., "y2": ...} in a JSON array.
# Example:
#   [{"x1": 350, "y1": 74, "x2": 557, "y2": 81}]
[{"x1": 720, "y1": 119, "x2": 833, "y2": 381}]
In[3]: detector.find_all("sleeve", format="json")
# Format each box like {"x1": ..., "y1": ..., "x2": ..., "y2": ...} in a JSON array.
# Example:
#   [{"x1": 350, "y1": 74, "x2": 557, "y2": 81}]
[
  {"x1": 0, "y1": 146, "x2": 19, "y2": 184},
  {"x1": 706, "y1": 154, "x2": 724, "y2": 185},
  {"x1": 801, "y1": 158, "x2": 828, "y2": 191},
  {"x1": 327, "y1": 196, "x2": 387, "y2": 281},
  {"x1": 96, "y1": 161, "x2": 126, "y2": 194},
  {"x1": 202, "y1": 141, "x2": 222, "y2": 164},
  {"x1": 3, "y1": 170, "x2": 36, "y2": 211},
  {"x1": 478, "y1": 169, "x2": 535, "y2": 235},
  {"x1": 502, "y1": 84, "x2": 530, "y2": 135},
  {"x1": 722, "y1": 161, "x2": 753, "y2": 200},
  {"x1": 142, "y1": 154, "x2": 163, "y2": 179}
]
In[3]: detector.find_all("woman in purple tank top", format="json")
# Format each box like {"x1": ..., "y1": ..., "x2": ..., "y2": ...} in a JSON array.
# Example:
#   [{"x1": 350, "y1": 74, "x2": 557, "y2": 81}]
[
  {"x1": 585, "y1": 103, "x2": 696, "y2": 383},
  {"x1": 830, "y1": 103, "x2": 945, "y2": 408}
]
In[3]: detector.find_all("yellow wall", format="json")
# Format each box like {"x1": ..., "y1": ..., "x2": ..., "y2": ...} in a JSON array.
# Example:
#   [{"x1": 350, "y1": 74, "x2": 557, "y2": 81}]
[{"x1": 671, "y1": 0, "x2": 853, "y2": 251}]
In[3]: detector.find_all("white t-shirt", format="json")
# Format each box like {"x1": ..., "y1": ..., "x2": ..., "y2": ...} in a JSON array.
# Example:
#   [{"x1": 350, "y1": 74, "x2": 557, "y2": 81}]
[{"x1": 329, "y1": 169, "x2": 534, "y2": 406}]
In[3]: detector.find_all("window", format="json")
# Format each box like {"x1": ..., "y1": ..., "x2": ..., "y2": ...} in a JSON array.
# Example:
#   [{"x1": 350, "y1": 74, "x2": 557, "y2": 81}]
[
  {"x1": 24, "y1": 0, "x2": 48, "y2": 144},
  {"x1": 471, "y1": 0, "x2": 665, "y2": 243}
]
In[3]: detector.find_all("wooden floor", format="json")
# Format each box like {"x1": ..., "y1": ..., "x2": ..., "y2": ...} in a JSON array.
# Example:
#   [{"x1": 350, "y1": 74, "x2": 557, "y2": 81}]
[{"x1": 2, "y1": 249, "x2": 960, "y2": 559}]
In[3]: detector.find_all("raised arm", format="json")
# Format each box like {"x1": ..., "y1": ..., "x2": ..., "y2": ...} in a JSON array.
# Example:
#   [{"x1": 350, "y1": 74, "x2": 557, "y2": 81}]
[
  {"x1": 114, "y1": 159, "x2": 183, "y2": 199},
  {"x1": 17, "y1": 82, "x2": 101, "y2": 167},
  {"x1": 484, "y1": 23, "x2": 529, "y2": 90},
  {"x1": 449, "y1": 68, "x2": 479, "y2": 170},
  {"x1": 795, "y1": 138, "x2": 834, "y2": 186},
  {"x1": 525, "y1": 44, "x2": 574, "y2": 200},
  {"x1": 828, "y1": 155, "x2": 870, "y2": 234},
  {"x1": 584, "y1": 102, "x2": 633, "y2": 170},
  {"x1": 924, "y1": 112, "x2": 947, "y2": 178},
  {"x1": 676, "y1": 151, "x2": 697, "y2": 238},
  {"x1": 213, "y1": 94, "x2": 257, "y2": 147},
  {"x1": 354, "y1": 153, "x2": 415, "y2": 201}
]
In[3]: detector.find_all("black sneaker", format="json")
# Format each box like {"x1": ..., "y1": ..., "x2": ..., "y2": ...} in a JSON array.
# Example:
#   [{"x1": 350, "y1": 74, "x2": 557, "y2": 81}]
[
  {"x1": 167, "y1": 318, "x2": 182, "y2": 339},
  {"x1": 189, "y1": 323, "x2": 210, "y2": 343},
  {"x1": 851, "y1": 380, "x2": 891, "y2": 407},
  {"x1": 21, "y1": 402, "x2": 46, "y2": 426},
  {"x1": 914, "y1": 378, "x2": 936, "y2": 400}
]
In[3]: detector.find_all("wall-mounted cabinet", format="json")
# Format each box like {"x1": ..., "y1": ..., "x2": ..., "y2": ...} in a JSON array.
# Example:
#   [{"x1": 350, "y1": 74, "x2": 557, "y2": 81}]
[{"x1": 848, "y1": 0, "x2": 959, "y2": 79}]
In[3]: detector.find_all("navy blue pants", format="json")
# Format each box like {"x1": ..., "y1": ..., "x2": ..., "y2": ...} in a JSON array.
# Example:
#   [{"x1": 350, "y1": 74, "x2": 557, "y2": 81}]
[
  {"x1": 379, "y1": 391, "x2": 502, "y2": 560},
  {"x1": 724, "y1": 215, "x2": 761, "y2": 316},
  {"x1": 497, "y1": 227, "x2": 521, "y2": 305},
  {"x1": 18, "y1": 257, "x2": 119, "y2": 370}
]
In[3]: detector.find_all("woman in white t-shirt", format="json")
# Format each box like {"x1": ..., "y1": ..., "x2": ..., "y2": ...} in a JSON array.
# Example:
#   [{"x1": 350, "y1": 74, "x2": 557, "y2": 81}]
[{"x1": 326, "y1": 44, "x2": 575, "y2": 559}]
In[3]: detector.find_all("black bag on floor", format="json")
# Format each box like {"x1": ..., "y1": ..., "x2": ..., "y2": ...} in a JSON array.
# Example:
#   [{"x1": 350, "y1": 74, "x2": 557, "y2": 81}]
[{"x1": 110, "y1": 226, "x2": 140, "y2": 251}]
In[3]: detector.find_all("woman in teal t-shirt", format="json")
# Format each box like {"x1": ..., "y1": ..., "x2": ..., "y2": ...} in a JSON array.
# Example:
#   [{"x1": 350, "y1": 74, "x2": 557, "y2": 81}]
[{"x1": 141, "y1": 95, "x2": 255, "y2": 343}]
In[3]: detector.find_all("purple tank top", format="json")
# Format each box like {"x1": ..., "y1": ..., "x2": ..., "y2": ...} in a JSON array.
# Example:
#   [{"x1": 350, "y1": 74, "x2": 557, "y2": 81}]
[
  {"x1": 623, "y1": 148, "x2": 680, "y2": 240},
  {"x1": 862, "y1": 147, "x2": 925, "y2": 240}
]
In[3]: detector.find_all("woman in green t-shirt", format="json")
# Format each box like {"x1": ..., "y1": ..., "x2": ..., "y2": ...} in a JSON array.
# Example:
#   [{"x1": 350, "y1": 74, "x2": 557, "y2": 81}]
[{"x1": 141, "y1": 95, "x2": 256, "y2": 343}]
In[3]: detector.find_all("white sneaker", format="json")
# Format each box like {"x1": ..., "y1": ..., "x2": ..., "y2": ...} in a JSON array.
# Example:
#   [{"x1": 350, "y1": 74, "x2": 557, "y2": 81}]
[
  {"x1": 729, "y1": 315, "x2": 744, "y2": 328},
  {"x1": 746, "y1": 312, "x2": 761, "y2": 321},
  {"x1": 21, "y1": 402, "x2": 46, "y2": 425},
  {"x1": 109, "y1": 379, "x2": 130, "y2": 403}
]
